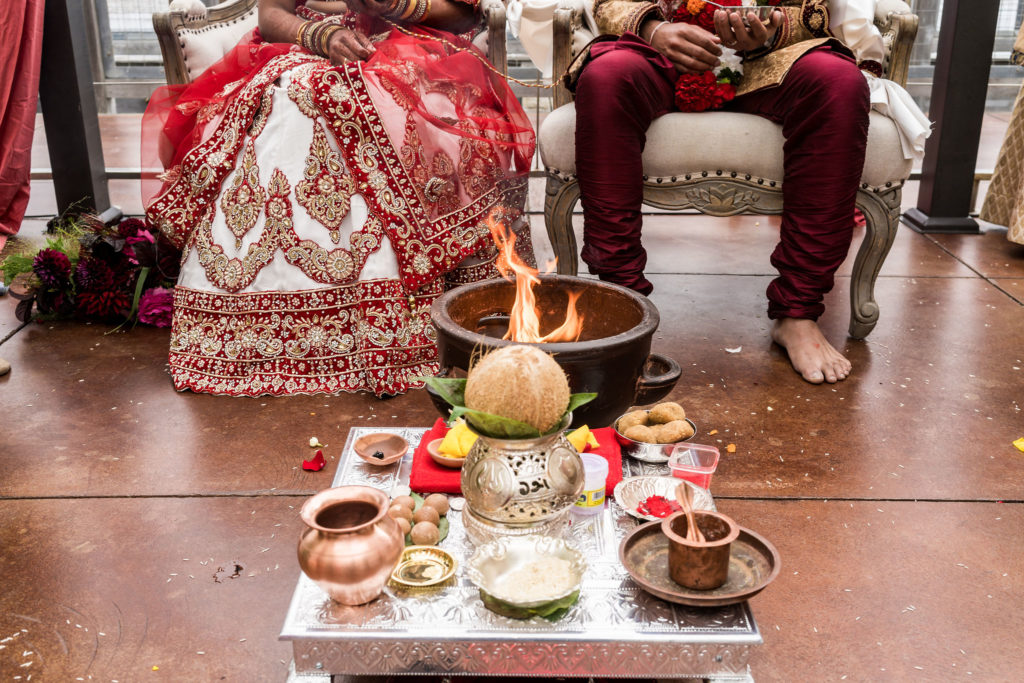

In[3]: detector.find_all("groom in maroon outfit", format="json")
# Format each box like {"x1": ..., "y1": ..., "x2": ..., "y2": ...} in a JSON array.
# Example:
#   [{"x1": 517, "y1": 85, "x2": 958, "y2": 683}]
[{"x1": 571, "y1": 1, "x2": 871, "y2": 384}]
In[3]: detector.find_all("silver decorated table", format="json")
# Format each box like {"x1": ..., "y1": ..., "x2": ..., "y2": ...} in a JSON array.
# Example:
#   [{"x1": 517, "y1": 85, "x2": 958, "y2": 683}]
[{"x1": 281, "y1": 428, "x2": 761, "y2": 682}]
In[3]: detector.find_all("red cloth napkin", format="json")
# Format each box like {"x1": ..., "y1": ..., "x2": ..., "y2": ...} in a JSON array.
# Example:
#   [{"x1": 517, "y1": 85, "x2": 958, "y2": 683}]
[{"x1": 409, "y1": 418, "x2": 623, "y2": 496}]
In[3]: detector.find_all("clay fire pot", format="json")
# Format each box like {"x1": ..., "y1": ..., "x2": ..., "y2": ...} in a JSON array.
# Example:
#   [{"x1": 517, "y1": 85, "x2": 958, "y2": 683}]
[
  {"x1": 430, "y1": 275, "x2": 681, "y2": 429},
  {"x1": 297, "y1": 486, "x2": 404, "y2": 605}
]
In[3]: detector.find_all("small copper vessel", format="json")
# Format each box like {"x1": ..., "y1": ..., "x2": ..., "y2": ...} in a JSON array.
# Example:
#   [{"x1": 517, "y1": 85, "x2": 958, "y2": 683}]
[
  {"x1": 661, "y1": 510, "x2": 740, "y2": 590},
  {"x1": 297, "y1": 486, "x2": 404, "y2": 605}
]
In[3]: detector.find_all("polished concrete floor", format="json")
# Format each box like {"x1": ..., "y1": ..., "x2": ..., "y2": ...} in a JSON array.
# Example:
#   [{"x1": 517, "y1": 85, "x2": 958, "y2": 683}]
[{"x1": 2, "y1": 115, "x2": 1024, "y2": 681}]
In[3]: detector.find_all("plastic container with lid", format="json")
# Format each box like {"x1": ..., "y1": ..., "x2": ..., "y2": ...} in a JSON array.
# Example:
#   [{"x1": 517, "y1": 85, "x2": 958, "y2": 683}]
[
  {"x1": 667, "y1": 443, "x2": 720, "y2": 490},
  {"x1": 574, "y1": 453, "x2": 609, "y2": 515}
]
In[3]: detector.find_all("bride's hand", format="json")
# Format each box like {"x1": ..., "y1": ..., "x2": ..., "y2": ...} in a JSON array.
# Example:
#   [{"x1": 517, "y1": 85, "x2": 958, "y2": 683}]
[{"x1": 326, "y1": 27, "x2": 377, "y2": 64}]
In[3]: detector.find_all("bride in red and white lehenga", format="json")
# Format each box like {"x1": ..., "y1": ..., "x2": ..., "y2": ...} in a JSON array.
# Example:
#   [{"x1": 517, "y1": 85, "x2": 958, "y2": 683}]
[{"x1": 142, "y1": 0, "x2": 535, "y2": 397}]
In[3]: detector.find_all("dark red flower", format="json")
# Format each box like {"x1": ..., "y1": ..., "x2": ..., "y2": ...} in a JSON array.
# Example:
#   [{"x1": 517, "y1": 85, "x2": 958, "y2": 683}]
[
  {"x1": 36, "y1": 289, "x2": 76, "y2": 316},
  {"x1": 75, "y1": 289, "x2": 132, "y2": 320},
  {"x1": 156, "y1": 236, "x2": 183, "y2": 280},
  {"x1": 117, "y1": 217, "x2": 148, "y2": 238},
  {"x1": 74, "y1": 257, "x2": 116, "y2": 292},
  {"x1": 32, "y1": 248, "x2": 72, "y2": 289}
]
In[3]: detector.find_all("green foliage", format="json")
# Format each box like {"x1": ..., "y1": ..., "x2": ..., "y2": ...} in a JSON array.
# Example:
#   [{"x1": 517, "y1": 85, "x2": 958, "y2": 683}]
[
  {"x1": 0, "y1": 221, "x2": 84, "y2": 285},
  {"x1": 479, "y1": 589, "x2": 580, "y2": 620},
  {"x1": 0, "y1": 253, "x2": 34, "y2": 285}
]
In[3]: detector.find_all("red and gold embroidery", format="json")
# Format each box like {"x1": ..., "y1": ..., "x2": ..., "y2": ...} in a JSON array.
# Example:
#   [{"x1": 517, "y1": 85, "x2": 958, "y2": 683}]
[
  {"x1": 195, "y1": 169, "x2": 292, "y2": 292},
  {"x1": 287, "y1": 62, "x2": 321, "y2": 118},
  {"x1": 296, "y1": 121, "x2": 357, "y2": 243},
  {"x1": 147, "y1": 52, "x2": 321, "y2": 247},
  {"x1": 308, "y1": 65, "x2": 528, "y2": 290},
  {"x1": 219, "y1": 140, "x2": 266, "y2": 248},
  {"x1": 249, "y1": 82, "x2": 275, "y2": 139},
  {"x1": 169, "y1": 280, "x2": 443, "y2": 397}
]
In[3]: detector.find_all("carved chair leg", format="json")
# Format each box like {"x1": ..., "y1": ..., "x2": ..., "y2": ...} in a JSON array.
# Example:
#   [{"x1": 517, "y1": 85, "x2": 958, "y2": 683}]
[
  {"x1": 849, "y1": 187, "x2": 902, "y2": 339},
  {"x1": 544, "y1": 175, "x2": 582, "y2": 276}
]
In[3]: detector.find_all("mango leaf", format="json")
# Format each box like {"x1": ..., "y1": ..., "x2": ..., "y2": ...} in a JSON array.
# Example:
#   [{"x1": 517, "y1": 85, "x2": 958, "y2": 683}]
[
  {"x1": 480, "y1": 589, "x2": 580, "y2": 621},
  {"x1": 418, "y1": 376, "x2": 466, "y2": 408},
  {"x1": 449, "y1": 406, "x2": 541, "y2": 439},
  {"x1": 565, "y1": 392, "x2": 597, "y2": 414}
]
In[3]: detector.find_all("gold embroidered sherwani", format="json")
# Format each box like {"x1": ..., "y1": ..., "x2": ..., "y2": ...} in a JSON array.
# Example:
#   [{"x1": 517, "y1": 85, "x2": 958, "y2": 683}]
[
  {"x1": 567, "y1": 0, "x2": 850, "y2": 96},
  {"x1": 980, "y1": 18, "x2": 1024, "y2": 245}
]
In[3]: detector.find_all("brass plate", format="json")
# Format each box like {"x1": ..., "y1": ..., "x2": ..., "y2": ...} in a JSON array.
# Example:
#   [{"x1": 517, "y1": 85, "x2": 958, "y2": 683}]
[
  {"x1": 390, "y1": 545, "x2": 457, "y2": 587},
  {"x1": 619, "y1": 521, "x2": 781, "y2": 607}
]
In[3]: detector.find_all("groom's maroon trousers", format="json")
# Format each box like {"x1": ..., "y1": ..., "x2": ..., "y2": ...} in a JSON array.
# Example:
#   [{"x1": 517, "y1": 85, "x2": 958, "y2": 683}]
[{"x1": 574, "y1": 36, "x2": 870, "y2": 320}]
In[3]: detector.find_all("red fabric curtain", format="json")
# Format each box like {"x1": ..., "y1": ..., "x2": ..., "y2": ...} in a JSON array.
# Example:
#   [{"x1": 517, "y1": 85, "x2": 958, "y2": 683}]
[{"x1": 0, "y1": 0, "x2": 45, "y2": 250}]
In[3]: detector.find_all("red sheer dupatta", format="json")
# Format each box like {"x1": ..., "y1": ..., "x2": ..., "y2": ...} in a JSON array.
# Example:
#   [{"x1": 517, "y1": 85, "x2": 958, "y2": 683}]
[
  {"x1": 141, "y1": 8, "x2": 535, "y2": 239},
  {"x1": 140, "y1": 31, "x2": 299, "y2": 210}
]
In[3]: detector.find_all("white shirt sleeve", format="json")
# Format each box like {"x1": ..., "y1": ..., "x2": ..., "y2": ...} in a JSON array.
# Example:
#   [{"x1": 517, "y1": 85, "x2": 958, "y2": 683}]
[{"x1": 830, "y1": 0, "x2": 932, "y2": 160}]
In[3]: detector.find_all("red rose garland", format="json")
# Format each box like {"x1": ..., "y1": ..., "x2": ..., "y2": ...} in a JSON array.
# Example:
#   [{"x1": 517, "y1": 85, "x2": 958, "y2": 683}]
[{"x1": 668, "y1": 0, "x2": 770, "y2": 112}]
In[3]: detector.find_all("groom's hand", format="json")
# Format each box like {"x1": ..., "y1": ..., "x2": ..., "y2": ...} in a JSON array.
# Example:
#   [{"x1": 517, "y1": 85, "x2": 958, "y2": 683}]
[
  {"x1": 713, "y1": 9, "x2": 783, "y2": 52},
  {"x1": 642, "y1": 20, "x2": 723, "y2": 74}
]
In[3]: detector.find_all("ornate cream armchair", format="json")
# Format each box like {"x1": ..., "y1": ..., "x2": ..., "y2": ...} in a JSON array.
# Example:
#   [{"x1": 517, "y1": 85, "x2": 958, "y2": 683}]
[
  {"x1": 539, "y1": 0, "x2": 919, "y2": 339},
  {"x1": 152, "y1": 0, "x2": 510, "y2": 86}
]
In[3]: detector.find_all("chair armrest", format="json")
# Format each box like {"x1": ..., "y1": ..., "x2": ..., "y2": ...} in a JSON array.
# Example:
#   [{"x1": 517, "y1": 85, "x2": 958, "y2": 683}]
[
  {"x1": 481, "y1": 0, "x2": 507, "y2": 78},
  {"x1": 153, "y1": 0, "x2": 258, "y2": 85},
  {"x1": 874, "y1": 0, "x2": 917, "y2": 87},
  {"x1": 552, "y1": 0, "x2": 587, "y2": 108}
]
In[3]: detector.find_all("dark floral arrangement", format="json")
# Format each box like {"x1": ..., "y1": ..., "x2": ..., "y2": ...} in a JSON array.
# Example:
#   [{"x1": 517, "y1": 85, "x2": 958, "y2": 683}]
[{"x1": 0, "y1": 214, "x2": 181, "y2": 327}]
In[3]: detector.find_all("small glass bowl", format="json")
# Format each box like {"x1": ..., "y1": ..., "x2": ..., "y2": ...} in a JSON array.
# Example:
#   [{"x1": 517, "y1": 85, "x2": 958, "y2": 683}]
[{"x1": 708, "y1": 2, "x2": 779, "y2": 24}]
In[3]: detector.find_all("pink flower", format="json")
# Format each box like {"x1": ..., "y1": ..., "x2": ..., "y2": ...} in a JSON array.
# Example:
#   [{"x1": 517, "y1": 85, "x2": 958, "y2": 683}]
[{"x1": 137, "y1": 287, "x2": 175, "y2": 327}]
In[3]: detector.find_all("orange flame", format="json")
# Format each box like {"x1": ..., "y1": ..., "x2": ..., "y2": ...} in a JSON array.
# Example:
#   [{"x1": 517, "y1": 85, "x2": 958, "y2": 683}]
[{"x1": 488, "y1": 216, "x2": 583, "y2": 343}]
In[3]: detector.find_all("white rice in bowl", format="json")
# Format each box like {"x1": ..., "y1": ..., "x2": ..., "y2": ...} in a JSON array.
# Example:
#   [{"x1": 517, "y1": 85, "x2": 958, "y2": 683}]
[{"x1": 491, "y1": 555, "x2": 575, "y2": 603}]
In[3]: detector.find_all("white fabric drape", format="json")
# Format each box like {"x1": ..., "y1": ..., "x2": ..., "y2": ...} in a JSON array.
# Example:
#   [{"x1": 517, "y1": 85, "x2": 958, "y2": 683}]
[
  {"x1": 507, "y1": 0, "x2": 598, "y2": 78},
  {"x1": 829, "y1": 0, "x2": 931, "y2": 160}
]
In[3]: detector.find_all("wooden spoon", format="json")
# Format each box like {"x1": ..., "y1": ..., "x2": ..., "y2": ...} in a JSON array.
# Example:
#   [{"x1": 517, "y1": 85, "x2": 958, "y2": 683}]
[{"x1": 675, "y1": 482, "x2": 706, "y2": 543}]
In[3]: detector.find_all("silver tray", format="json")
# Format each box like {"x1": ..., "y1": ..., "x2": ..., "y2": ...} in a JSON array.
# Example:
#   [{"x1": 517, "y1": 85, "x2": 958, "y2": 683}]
[{"x1": 280, "y1": 427, "x2": 761, "y2": 679}]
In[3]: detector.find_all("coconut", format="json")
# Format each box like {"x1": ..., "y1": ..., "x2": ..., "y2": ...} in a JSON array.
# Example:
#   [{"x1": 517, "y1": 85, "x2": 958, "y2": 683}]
[{"x1": 464, "y1": 344, "x2": 571, "y2": 434}]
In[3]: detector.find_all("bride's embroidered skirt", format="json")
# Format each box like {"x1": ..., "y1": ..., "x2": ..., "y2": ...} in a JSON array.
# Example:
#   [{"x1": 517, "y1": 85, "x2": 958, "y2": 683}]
[{"x1": 143, "y1": 15, "x2": 535, "y2": 397}]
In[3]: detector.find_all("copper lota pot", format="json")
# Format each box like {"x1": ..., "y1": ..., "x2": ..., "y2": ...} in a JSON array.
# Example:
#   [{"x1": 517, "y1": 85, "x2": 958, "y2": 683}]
[
  {"x1": 297, "y1": 486, "x2": 404, "y2": 605},
  {"x1": 430, "y1": 275, "x2": 681, "y2": 429}
]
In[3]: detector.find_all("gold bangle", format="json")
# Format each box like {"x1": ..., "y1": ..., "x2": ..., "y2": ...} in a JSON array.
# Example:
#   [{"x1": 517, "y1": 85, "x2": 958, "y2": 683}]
[
  {"x1": 296, "y1": 20, "x2": 312, "y2": 49},
  {"x1": 320, "y1": 25, "x2": 341, "y2": 58},
  {"x1": 399, "y1": 0, "x2": 418, "y2": 21},
  {"x1": 387, "y1": 0, "x2": 411, "y2": 19},
  {"x1": 408, "y1": 0, "x2": 429, "y2": 23}
]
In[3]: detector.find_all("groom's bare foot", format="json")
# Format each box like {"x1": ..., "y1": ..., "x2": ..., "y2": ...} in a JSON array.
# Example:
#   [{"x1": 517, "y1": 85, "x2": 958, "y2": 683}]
[{"x1": 770, "y1": 318, "x2": 851, "y2": 384}]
